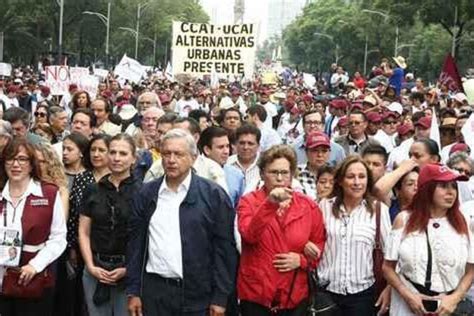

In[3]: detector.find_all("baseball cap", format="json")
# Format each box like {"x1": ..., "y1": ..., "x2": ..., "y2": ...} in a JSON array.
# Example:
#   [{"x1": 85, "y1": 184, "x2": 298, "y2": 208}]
[
  {"x1": 415, "y1": 116, "x2": 432, "y2": 130},
  {"x1": 449, "y1": 143, "x2": 470, "y2": 155},
  {"x1": 387, "y1": 102, "x2": 403, "y2": 116},
  {"x1": 330, "y1": 99, "x2": 348, "y2": 110},
  {"x1": 366, "y1": 112, "x2": 382, "y2": 123},
  {"x1": 453, "y1": 92, "x2": 468, "y2": 104},
  {"x1": 417, "y1": 163, "x2": 468, "y2": 189},
  {"x1": 363, "y1": 95, "x2": 377, "y2": 107},
  {"x1": 397, "y1": 123, "x2": 415, "y2": 137},
  {"x1": 305, "y1": 131, "x2": 330, "y2": 149},
  {"x1": 337, "y1": 116, "x2": 348, "y2": 127},
  {"x1": 440, "y1": 117, "x2": 457, "y2": 129}
]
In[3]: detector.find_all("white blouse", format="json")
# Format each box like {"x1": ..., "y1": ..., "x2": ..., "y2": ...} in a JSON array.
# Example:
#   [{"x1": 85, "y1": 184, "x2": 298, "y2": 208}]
[{"x1": 385, "y1": 211, "x2": 474, "y2": 316}]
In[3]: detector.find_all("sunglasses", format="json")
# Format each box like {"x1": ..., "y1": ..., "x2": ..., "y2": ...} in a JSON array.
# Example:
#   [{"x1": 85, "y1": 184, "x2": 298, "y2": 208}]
[
  {"x1": 383, "y1": 121, "x2": 397, "y2": 125},
  {"x1": 34, "y1": 112, "x2": 47, "y2": 118}
]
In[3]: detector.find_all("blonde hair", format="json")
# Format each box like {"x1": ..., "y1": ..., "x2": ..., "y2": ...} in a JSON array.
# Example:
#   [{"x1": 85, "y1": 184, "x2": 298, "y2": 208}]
[{"x1": 34, "y1": 143, "x2": 68, "y2": 189}]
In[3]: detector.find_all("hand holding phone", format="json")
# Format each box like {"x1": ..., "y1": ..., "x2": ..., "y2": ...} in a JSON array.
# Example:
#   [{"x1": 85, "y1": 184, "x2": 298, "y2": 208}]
[{"x1": 422, "y1": 299, "x2": 439, "y2": 313}]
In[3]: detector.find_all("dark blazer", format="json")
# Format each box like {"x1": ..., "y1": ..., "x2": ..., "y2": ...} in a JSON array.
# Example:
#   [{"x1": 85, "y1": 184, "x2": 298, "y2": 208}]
[{"x1": 126, "y1": 172, "x2": 237, "y2": 312}]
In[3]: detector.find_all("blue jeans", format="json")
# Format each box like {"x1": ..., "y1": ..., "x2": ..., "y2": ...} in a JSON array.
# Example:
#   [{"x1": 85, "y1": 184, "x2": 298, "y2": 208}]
[{"x1": 82, "y1": 268, "x2": 128, "y2": 316}]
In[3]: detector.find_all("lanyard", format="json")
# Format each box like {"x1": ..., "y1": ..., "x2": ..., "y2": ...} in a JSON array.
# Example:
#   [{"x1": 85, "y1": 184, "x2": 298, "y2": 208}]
[{"x1": 2, "y1": 198, "x2": 22, "y2": 228}]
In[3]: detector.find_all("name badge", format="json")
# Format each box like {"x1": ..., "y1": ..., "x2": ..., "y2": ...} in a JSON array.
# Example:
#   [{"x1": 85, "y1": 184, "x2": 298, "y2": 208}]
[{"x1": 30, "y1": 199, "x2": 49, "y2": 207}]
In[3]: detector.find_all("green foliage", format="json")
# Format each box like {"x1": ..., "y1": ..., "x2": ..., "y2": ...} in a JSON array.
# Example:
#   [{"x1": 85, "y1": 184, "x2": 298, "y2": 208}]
[
  {"x1": 283, "y1": 0, "x2": 474, "y2": 81},
  {"x1": 0, "y1": 0, "x2": 209, "y2": 66}
]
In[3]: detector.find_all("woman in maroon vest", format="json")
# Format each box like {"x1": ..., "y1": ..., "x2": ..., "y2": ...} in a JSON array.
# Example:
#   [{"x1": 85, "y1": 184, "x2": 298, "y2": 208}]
[{"x1": 0, "y1": 138, "x2": 67, "y2": 316}]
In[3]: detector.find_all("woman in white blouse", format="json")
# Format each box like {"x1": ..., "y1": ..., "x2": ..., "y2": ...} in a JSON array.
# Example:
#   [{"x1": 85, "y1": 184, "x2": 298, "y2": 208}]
[
  {"x1": 315, "y1": 155, "x2": 392, "y2": 315},
  {"x1": 383, "y1": 163, "x2": 474, "y2": 315}
]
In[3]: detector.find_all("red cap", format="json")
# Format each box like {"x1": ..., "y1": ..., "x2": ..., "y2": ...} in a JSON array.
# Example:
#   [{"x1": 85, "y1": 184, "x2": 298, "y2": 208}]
[
  {"x1": 290, "y1": 106, "x2": 300, "y2": 115},
  {"x1": 159, "y1": 93, "x2": 171, "y2": 105},
  {"x1": 69, "y1": 83, "x2": 78, "y2": 92},
  {"x1": 101, "y1": 90, "x2": 112, "y2": 99},
  {"x1": 382, "y1": 111, "x2": 398, "y2": 120},
  {"x1": 351, "y1": 103, "x2": 364, "y2": 111},
  {"x1": 302, "y1": 94, "x2": 313, "y2": 103},
  {"x1": 337, "y1": 116, "x2": 348, "y2": 127},
  {"x1": 40, "y1": 86, "x2": 51, "y2": 95},
  {"x1": 305, "y1": 131, "x2": 330, "y2": 149},
  {"x1": 330, "y1": 99, "x2": 348, "y2": 110},
  {"x1": 449, "y1": 143, "x2": 470, "y2": 155},
  {"x1": 418, "y1": 163, "x2": 468, "y2": 189},
  {"x1": 397, "y1": 123, "x2": 414, "y2": 136},
  {"x1": 366, "y1": 112, "x2": 382, "y2": 123},
  {"x1": 6, "y1": 85, "x2": 18, "y2": 94},
  {"x1": 415, "y1": 116, "x2": 432, "y2": 130}
]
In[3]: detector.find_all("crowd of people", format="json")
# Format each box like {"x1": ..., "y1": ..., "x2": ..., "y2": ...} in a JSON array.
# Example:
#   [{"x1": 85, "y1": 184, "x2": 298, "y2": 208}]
[{"x1": 0, "y1": 55, "x2": 473, "y2": 316}]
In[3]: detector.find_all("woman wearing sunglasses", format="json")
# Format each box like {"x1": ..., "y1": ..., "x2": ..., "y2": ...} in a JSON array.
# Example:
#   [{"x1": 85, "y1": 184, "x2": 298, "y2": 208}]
[{"x1": 33, "y1": 104, "x2": 49, "y2": 124}]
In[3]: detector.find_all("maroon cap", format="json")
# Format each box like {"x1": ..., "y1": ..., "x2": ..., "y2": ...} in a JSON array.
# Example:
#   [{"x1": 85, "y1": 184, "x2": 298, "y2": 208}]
[
  {"x1": 284, "y1": 99, "x2": 296, "y2": 110},
  {"x1": 159, "y1": 93, "x2": 171, "y2": 105},
  {"x1": 290, "y1": 106, "x2": 300, "y2": 115},
  {"x1": 330, "y1": 99, "x2": 348, "y2": 110},
  {"x1": 69, "y1": 83, "x2": 78, "y2": 92},
  {"x1": 351, "y1": 102, "x2": 364, "y2": 111},
  {"x1": 305, "y1": 131, "x2": 330, "y2": 149},
  {"x1": 397, "y1": 123, "x2": 415, "y2": 136},
  {"x1": 382, "y1": 111, "x2": 398, "y2": 120},
  {"x1": 6, "y1": 85, "x2": 18, "y2": 94},
  {"x1": 337, "y1": 116, "x2": 348, "y2": 127},
  {"x1": 40, "y1": 86, "x2": 51, "y2": 95},
  {"x1": 449, "y1": 143, "x2": 470, "y2": 155},
  {"x1": 101, "y1": 90, "x2": 112, "y2": 99},
  {"x1": 418, "y1": 163, "x2": 468, "y2": 189},
  {"x1": 302, "y1": 94, "x2": 313, "y2": 103},
  {"x1": 367, "y1": 112, "x2": 382, "y2": 123},
  {"x1": 415, "y1": 116, "x2": 432, "y2": 130}
]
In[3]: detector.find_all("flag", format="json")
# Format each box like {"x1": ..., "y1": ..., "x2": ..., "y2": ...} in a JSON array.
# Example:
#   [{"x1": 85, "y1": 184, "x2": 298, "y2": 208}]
[
  {"x1": 461, "y1": 113, "x2": 474, "y2": 157},
  {"x1": 438, "y1": 54, "x2": 464, "y2": 93},
  {"x1": 165, "y1": 62, "x2": 174, "y2": 81},
  {"x1": 429, "y1": 109, "x2": 441, "y2": 149},
  {"x1": 114, "y1": 54, "x2": 145, "y2": 83}
]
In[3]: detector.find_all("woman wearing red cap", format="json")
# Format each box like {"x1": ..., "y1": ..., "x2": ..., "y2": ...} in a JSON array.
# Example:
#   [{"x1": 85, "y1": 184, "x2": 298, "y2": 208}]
[{"x1": 383, "y1": 163, "x2": 474, "y2": 315}]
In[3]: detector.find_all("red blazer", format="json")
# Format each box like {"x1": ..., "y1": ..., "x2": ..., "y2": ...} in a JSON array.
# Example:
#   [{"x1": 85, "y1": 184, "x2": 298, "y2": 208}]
[{"x1": 237, "y1": 188, "x2": 326, "y2": 309}]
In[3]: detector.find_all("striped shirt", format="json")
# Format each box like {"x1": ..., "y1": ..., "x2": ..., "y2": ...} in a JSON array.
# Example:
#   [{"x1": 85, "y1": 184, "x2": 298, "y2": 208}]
[
  {"x1": 226, "y1": 154, "x2": 261, "y2": 194},
  {"x1": 318, "y1": 197, "x2": 392, "y2": 295}
]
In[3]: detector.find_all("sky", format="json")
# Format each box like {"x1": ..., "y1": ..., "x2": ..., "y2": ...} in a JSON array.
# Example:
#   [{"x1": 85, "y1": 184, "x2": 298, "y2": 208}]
[{"x1": 200, "y1": 0, "x2": 269, "y2": 44}]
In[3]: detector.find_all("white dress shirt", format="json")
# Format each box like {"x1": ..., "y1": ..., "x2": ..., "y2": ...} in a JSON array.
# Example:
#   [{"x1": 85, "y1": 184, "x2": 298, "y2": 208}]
[
  {"x1": 1, "y1": 179, "x2": 67, "y2": 273},
  {"x1": 318, "y1": 197, "x2": 391, "y2": 295},
  {"x1": 146, "y1": 172, "x2": 192, "y2": 278}
]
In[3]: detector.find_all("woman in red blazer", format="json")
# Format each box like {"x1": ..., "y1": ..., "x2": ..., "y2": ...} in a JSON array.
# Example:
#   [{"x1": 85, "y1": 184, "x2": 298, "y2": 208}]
[{"x1": 237, "y1": 145, "x2": 326, "y2": 316}]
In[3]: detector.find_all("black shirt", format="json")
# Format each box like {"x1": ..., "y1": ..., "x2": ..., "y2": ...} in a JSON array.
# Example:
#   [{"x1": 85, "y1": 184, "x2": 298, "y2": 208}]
[{"x1": 81, "y1": 174, "x2": 142, "y2": 255}]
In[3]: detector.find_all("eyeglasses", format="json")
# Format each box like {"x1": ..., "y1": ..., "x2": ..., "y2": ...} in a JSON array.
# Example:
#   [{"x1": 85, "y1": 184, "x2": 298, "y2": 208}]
[
  {"x1": 266, "y1": 169, "x2": 291, "y2": 178},
  {"x1": 383, "y1": 121, "x2": 397, "y2": 125},
  {"x1": 304, "y1": 120, "x2": 323, "y2": 126},
  {"x1": 5, "y1": 157, "x2": 30, "y2": 166},
  {"x1": 34, "y1": 112, "x2": 47, "y2": 118}
]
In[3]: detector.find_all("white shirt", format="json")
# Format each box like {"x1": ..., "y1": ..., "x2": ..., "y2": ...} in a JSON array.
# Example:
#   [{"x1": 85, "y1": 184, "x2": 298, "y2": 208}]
[
  {"x1": 318, "y1": 197, "x2": 392, "y2": 295},
  {"x1": 146, "y1": 172, "x2": 192, "y2": 278},
  {"x1": 260, "y1": 102, "x2": 278, "y2": 129},
  {"x1": 387, "y1": 137, "x2": 414, "y2": 171},
  {"x1": 259, "y1": 125, "x2": 282, "y2": 152},
  {"x1": 1, "y1": 179, "x2": 66, "y2": 273},
  {"x1": 385, "y1": 211, "x2": 474, "y2": 315},
  {"x1": 227, "y1": 154, "x2": 260, "y2": 194},
  {"x1": 373, "y1": 130, "x2": 397, "y2": 153}
]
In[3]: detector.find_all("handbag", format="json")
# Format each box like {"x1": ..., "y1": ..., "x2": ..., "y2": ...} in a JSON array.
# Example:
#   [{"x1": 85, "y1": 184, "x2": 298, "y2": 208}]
[
  {"x1": 2, "y1": 267, "x2": 54, "y2": 299},
  {"x1": 306, "y1": 269, "x2": 338, "y2": 315},
  {"x1": 373, "y1": 201, "x2": 387, "y2": 298}
]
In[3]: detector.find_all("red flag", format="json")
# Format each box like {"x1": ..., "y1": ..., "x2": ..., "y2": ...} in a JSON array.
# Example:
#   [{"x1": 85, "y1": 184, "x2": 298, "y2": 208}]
[{"x1": 438, "y1": 54, "x2": 464, "y2": 92}]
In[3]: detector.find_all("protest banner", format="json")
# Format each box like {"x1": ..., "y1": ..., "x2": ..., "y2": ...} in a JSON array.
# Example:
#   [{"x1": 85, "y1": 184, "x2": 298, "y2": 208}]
[
  {"x1": 171, "y1": 21, "x2": 257, "y2": 78},
  {"x1": 0, "y1": 63, "x2": 12, "y2": 77},
  {"x1": 438, "y1": 54, "x2": 464, "y2": 92},
  {"x1": 114, "y1": 54, "x2": 146, "y2": 83},
  {"x1": 45, "y1": 66, "x2": 98, "y2": 97}
]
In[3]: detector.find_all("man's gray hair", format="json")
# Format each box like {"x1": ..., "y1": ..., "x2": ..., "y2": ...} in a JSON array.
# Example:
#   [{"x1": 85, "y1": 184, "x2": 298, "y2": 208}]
[
  {"x1": 0, "y1": 120, "x2": 12, "y2": 138},
  {"x1": 447, "y1": 151, "x2": 474, "y2": 173},
  {"x1": 137, "y1": 92, "x2": 161, "y2": 110},
  {"x1": 161, "y1": 128, "x2": 198, "y2": 156}
]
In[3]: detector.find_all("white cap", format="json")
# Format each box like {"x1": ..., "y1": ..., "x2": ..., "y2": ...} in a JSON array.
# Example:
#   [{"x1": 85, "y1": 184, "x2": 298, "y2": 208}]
[
  {"x1": 453, "y1": 92, "x2": 468, "y2": 104},
  {"x1": 118, "y1": 104, "x2": 138, "y2": 120},
  {"x1": 387, "y1": 102, "x2": 403, "y2": 115}
]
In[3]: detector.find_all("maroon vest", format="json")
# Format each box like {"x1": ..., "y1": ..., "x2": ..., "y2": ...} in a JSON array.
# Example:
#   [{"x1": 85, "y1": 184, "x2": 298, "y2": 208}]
[{"x1": 0, "y1": 182, "x2": 58, "y2": 266}]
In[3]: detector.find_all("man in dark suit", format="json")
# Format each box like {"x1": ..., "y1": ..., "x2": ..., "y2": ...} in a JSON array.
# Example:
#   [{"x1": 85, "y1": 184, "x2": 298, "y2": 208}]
[{"x1": 127, "y1": 128, "x2": 237, "y2": 316}]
